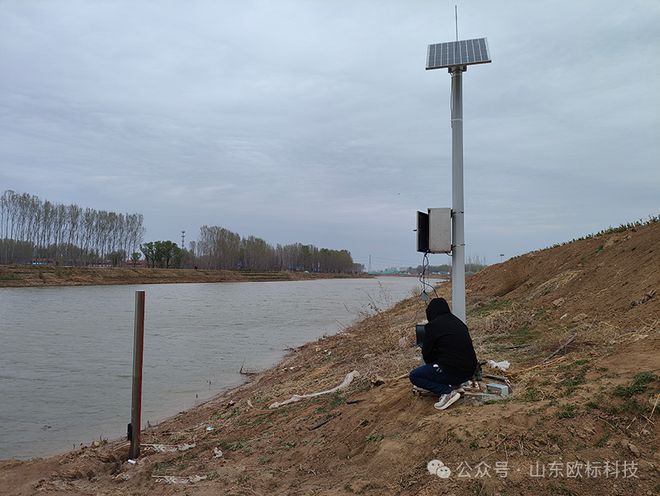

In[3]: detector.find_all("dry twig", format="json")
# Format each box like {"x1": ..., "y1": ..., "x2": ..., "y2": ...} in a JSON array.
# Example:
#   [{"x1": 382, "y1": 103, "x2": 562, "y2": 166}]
[{"x1": 543, "y1": 332, "x2": 577, "y2": 362}]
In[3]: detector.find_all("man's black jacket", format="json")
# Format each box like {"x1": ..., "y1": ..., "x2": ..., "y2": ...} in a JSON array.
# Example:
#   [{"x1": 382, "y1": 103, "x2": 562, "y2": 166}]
[{"x1": 421, "y1": 298, "x2": 477, "y2": 377}]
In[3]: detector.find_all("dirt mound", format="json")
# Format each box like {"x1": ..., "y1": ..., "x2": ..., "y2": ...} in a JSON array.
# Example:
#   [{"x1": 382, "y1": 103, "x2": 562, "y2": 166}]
[
  {"x1": 470, "y1": 221, "x2": 660, "y2": 324},
  {"x1": 2, "y1": 222, "x2": 658, "y2": 496}
]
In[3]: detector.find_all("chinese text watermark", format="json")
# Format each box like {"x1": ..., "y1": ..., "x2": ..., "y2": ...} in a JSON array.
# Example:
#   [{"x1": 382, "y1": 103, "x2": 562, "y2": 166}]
[{"x1": 426, "y1": 459, "x2": 639, "y2": 479}]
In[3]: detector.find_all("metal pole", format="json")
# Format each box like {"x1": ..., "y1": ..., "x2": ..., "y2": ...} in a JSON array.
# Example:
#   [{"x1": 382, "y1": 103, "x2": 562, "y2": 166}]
[
  {"x1": 128, "y1": 290, "x2": 145, "y2": 459},
  {"x1": 450, "y1": 67, "x2": 466, "y2": 323}
]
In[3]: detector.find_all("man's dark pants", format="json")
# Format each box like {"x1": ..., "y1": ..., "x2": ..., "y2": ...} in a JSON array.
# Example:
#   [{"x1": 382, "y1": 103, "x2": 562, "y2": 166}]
[{"x1": 409, "y1": 364, "x2": 471, "y2": 395}]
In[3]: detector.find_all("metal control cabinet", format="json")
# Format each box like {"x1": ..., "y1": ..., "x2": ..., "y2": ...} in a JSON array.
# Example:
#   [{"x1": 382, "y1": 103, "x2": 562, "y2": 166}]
[{"x1": 428, "y1": 208, "x2": 452, "y2": 253}]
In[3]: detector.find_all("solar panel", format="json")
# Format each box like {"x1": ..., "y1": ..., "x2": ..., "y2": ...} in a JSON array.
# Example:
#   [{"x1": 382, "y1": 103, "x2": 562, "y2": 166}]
[{"x1": 426, "y1": 38, "x2": 491, "y2": 70}]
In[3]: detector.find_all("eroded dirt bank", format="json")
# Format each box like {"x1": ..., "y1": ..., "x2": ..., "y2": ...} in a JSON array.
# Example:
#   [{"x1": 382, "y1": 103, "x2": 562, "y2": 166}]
[{"x1": 0, "y1": 265, "x2": 366, "y2": 288}]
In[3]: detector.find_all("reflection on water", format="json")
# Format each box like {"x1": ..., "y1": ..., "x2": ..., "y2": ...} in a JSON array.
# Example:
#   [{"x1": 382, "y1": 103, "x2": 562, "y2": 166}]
[{"x1": 0, "y1": 277, "x2": 419, "y2": 459}]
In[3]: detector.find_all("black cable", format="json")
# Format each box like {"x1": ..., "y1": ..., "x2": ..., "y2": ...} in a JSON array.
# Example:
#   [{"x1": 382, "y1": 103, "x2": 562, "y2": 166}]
[{"x1": 418, "y1": 252, "x2": 439, "y2": 300}]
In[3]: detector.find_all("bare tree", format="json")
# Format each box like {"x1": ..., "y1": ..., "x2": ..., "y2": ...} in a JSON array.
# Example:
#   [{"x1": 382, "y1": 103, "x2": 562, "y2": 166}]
[{"x1": 0, "y1": 190, "x2": 145, "y2": 266}]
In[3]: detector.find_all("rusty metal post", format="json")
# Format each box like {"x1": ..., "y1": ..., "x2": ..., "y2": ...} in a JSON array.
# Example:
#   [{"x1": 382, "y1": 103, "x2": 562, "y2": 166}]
[{"x1": 128, "y1": 291, "x2": 145, "y2": 459}]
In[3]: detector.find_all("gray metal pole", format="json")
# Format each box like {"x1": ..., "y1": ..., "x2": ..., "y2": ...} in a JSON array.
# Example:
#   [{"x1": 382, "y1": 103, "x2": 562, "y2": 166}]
[
  {"x1": 450, "y1": 67, "x2": 466, "y2": 323},
  {"x1": 128, "y1": 290, "x2": 145, "y2": 459}
]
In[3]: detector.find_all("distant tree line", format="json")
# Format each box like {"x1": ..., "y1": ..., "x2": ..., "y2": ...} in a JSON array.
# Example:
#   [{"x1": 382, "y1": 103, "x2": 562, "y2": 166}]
[
  {"x1": 0, "y1": 190, "x2": 362, "y2": 274},
  {"x1": 192, "y1": 225, "x2": 362, "y2": 273},
  {"x1": 0, "y1": 190, "x2": 145, "y2": 265}
]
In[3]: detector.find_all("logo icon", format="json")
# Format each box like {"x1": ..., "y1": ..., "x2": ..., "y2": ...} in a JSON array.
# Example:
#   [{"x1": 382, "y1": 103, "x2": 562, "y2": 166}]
[{"x1": 427, "y1": 459, "x2": 451, "y2": 478}]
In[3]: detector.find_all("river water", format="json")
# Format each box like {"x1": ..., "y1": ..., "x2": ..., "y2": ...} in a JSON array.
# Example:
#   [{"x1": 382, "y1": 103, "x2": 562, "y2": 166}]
[{"x1": 0, "y1": 277, "x2": 419, "y2": 459}]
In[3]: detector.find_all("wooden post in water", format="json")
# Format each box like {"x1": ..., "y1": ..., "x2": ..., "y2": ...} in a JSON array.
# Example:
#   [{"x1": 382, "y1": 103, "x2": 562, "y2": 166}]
[{"x1": 128, "y1": 291, "x2": 145, "y2": 459}]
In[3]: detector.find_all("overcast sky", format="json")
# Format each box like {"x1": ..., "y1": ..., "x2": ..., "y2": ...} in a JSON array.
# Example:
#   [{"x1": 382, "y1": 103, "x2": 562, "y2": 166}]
[{"x1": 1, "y1": 1, "x2": 658, "y2": 270}]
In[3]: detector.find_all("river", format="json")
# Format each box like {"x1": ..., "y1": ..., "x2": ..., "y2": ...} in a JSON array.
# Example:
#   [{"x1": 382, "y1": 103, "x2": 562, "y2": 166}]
[{"x1": 0, "y1": 276, "x2": 420, "y2": 459}]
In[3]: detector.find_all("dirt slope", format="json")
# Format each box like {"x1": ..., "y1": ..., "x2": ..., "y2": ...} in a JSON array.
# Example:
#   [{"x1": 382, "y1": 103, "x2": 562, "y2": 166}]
[{"x1": 1, "y1": 222, "x2": 659, "y2": 496}]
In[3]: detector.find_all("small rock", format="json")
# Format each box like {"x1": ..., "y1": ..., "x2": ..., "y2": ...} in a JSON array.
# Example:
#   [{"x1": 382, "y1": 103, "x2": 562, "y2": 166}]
[
  {"x1": 213, "y1": 447, "x2": 223, "y2": 458},
  {"x1": 370, "y1": 375, "x2": 385, "y2": 387},
  {"x1": 552, "y1": 297, "x2": 565, "y2": 308},
  {"x1": 628, "y1": 442, "x2": 640, "y2": 456},
  {"x1": 560, "y1": 313, "x2": 569, "y2": 320},
  {"x1": 92, "y1": 440, "x2": 100, "y2": 448}
]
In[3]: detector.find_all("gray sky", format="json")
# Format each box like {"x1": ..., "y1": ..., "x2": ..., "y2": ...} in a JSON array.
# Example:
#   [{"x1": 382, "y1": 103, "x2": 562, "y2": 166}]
[{"x1": 1, "y1": 0, "x2": 658, "y2": 270}]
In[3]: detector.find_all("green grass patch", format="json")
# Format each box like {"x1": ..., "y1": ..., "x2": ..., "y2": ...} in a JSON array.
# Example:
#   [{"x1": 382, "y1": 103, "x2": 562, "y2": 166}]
[
  {"x1": 613, "y1": 372, "x2": 657, "y2": 398},
  {"x1": 329, "y1": 392, "x2": 346, "y2": 409},
  {"x1": 365, "y1": 433, "x2": 384, "y2": 443},
  {"x1": 511, "y1": 325, "x2": 541, "y2": 346},
  {"x1": 469, "y1": 299, "x2": 511, "y2": 318},
  {"x1": 559, "y1": 360, "x2": 590, "y2": 395},
  {"x1": 556, "y1": 405, "x2": 577, "y2": 419},
  {"x1": 523, "y1": 387, "x2": 543, "y2": 402}
]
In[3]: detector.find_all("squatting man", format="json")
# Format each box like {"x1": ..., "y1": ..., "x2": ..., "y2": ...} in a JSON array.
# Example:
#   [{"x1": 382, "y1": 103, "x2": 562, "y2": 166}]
[{"x1": 409, "y1": 297, "x2": 477, "y2": 410}]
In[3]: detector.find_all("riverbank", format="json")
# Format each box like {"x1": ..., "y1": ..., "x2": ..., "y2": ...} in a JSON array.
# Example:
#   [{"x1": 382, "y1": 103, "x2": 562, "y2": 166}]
[
  {"x1": 0, "y1": 265, "x2": 369, "y2": 288},
  {"x1": 2, "y1": 222, "x2": 658, "y2": 495}
]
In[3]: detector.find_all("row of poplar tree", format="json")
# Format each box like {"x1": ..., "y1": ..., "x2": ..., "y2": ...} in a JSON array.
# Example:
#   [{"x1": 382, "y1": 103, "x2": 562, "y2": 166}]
[
  {"x1": 0, "y1": 190, "x2": 361, "y2": 273},
  {"x1": 0, "y1": 190, "x2": 145, "y2": 265},
  {"x1": 191, "y1": 226, "x2": 361, "y2": 273}
]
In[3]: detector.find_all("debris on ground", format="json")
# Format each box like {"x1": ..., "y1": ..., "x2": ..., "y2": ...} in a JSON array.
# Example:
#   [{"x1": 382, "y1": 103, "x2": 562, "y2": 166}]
[
  {"x1": 142, "y1": 443, "x2": 196, "y2": 453},
  {"x1": 268, "y1": 370, "x2": 360, "y2": 409},
  {"x1": 486, "y1": 359, "x2": 510, "y2": 370},
  {"x1": 152, "y1": 475, "x2": 207, "y2": 484}
]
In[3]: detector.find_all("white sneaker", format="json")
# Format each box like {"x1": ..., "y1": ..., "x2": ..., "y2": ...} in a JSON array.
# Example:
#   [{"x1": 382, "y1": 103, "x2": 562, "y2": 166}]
[{"x1": 434, "y1": 390, "x2": 461, "y2": 410}]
